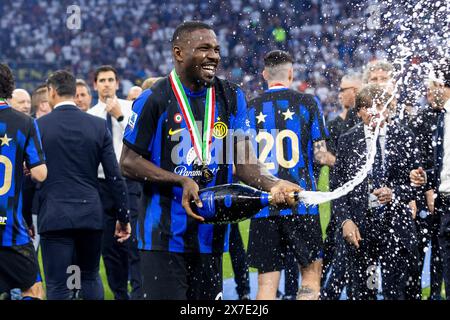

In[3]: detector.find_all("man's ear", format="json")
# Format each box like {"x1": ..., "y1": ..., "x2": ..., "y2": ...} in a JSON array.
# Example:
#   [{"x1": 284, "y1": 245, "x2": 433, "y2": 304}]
[
  {"x1": 288, "y1": 67, "x2": 294, "y2": 83},
  {"x1": 262, "y1": 69, "x2": 269, "y2": 81},
  {"x1": 173, "y1": 45, "x2": 183, "y2": 63},
  {"x1": 93, "y1": 81, "x2": 98, "y2": 91},
  {"x1": 48, "y1": 87, "x2": 55, "y2": 102}
]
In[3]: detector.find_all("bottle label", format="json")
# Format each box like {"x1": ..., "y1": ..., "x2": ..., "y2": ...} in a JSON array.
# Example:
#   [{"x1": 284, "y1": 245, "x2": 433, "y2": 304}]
[{"x1": 197, "y1": 191, "x2": 216, "y2": 219}]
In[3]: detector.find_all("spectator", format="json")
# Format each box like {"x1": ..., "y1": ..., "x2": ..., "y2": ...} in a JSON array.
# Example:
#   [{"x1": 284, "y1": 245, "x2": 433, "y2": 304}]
[
  {"x1": 75, "y1": 79, "x2": 92, "y2": 112},
  {"x1": 126, "y1": 86, "x2": 142, "y2": 101},
  {"x1": 31, "y1": 85, "x2": 51, "y2": 118},
  {"x1": 142, "y1": 77, "x2": 162, "y2": 90},
  {"x1": 10, "y1": 89, "x2": 31, "y2": 115}
]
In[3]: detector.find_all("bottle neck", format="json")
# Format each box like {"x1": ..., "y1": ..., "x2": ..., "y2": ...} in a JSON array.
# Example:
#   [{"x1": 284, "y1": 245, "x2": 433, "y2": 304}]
[{"x1": 267, "y1": 192, "x2": 299, "y2": 205}]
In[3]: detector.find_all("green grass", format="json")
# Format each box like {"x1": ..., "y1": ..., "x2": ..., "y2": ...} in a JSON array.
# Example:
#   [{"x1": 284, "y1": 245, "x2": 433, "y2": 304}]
[{"x1": 37, "y1": 167, "x2": 440, "y2": 299}]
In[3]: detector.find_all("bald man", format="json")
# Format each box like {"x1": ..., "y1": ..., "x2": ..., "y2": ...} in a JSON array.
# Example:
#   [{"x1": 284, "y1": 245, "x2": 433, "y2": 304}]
[
  {"x1": 10, "y1": 89, "x2": 31, "y2": 115},
  {"x1": 126, "y1": 86, "x2": 142, "y2": 102}
]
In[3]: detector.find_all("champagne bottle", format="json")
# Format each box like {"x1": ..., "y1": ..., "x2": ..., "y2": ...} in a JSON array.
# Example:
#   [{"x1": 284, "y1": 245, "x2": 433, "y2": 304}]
[{"x1": 192, "y1": 183, "x2": 300, "y2": 224}]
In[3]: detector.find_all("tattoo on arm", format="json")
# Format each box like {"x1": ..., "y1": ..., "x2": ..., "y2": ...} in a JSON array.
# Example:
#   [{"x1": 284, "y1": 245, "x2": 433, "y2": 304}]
[{"x1": 314, "y1": 140, "x2": 336, "y2": 167}]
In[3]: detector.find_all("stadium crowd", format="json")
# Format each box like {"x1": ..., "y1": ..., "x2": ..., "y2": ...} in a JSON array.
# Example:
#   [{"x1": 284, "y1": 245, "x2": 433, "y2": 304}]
[{"x1": 1, "y1": 0, "x2": 413, "y2": 119}]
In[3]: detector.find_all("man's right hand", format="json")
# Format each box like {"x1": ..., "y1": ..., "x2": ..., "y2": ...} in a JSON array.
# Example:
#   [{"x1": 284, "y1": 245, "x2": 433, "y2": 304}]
[
  {"x1": 410, "y1": 167, "x2": 427, "y2": 186},
  {"x1": 115, "y1": 221, "x2": 132, "y2": 243},
  {"x1": 342, "y1": 219, "x2": 361, "y2": 249},
  {"x1": 181, "y1": 178, "x2": 205, "y2": 222}
]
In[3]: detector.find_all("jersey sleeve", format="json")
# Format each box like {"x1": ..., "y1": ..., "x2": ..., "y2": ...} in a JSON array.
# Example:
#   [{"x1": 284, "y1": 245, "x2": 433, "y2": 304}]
[
  {"x1": 309, "y1": 96, "x2": 329, "y2": 142},
  {"x1": 123, "y1": 89, "x2": 158, "y2": 158},
  {"x1": 25, "y1": 119, "x2": 46, "y2": 168}
]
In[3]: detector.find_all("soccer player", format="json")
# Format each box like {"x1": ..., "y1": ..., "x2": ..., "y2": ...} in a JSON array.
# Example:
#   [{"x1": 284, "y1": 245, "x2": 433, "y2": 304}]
[
  {"x1": 246, "y1": 50, "x2": 333, "y2": 300},
  {"x1": 0, "y1": 63, "x2": 47, "y2": 300},
  {"x1": 120, "y1": 21, "x2": 301, "y2": 300}
]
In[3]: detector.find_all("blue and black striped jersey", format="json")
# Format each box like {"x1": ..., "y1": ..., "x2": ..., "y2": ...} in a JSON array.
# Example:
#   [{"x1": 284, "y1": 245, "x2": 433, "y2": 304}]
[
  {"x1": 123, "y1": 77, "x2": 249, "y2": 254},
  {"x1": 0, "y1": 104, "x2": 45, "y2": 247},
  {"x1": 248, "y1": 87, "x2": 329, "y2": 218}
]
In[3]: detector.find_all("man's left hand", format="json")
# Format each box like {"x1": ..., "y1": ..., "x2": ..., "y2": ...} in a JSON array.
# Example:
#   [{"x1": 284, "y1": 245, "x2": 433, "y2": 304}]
[{"x1": 270, "y1": 180, "x2": 303, "y2": 207}]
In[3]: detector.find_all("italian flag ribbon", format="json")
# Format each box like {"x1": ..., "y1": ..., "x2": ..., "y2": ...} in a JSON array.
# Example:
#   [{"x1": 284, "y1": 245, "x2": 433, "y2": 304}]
[
  {"x1": 0, "y1": 99, "x2": 7, "y2": 106},
  {"x1": 169, "y1": 69, "x2": 215, "y2": 165}
]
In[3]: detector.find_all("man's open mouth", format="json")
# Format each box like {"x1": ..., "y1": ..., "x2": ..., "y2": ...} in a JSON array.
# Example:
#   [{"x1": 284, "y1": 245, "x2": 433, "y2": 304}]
[{"x1": 201, "y1": 64, "x2": 217, "y2": 77}]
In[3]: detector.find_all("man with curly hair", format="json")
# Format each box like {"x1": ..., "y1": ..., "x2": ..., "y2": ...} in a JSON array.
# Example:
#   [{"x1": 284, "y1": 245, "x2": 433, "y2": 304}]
[{"x1": 0, "y1": 63, "x2": 47, "y2": 300}]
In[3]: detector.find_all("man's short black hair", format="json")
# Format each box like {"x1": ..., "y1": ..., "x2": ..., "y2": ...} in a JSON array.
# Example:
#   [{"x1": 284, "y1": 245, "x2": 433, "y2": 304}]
[
  {"x1": 46, "y1": 70, "x2": 76, "y2": 97},
  {"x1": 171, "y1": 21, "x2": 213, "y2": 46},
  {"x1": 94, "y1": 65, "x2": 119, "y2": 83},
  {"x1": 0, "y1": 63, "x2": 15, "y2": 99},
  {"x1": 264, "y1": 50, "x2": 294, "y2": 67},
  {"x1": 434, "y1": 57, "x2": 450, "y2": 88}
]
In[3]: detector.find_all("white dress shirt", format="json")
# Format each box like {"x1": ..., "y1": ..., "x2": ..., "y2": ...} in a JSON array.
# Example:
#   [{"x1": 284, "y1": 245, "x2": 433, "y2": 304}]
[
  {"x1": 88, "y1": 98, "x2": 133, "y2": 179},
  {"x1": 439, "y1": 99, "x2": 450, "y2": 193},
  {"x1": 364, "y1": 124, "x2": 387, "y2": 208},
  {"x1": 53, "y1": 101, "x2": 77, "y2": 109},
  {"x1": 364, "y1": 124, "x2": 387, "y2": 163}
]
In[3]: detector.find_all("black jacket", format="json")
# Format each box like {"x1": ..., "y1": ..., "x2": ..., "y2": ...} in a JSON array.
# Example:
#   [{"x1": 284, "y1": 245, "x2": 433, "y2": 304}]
[
  {"x1": 332, "y1": 122, "x2": 419, "y2": 251},
  {"x1": 36, "y1": 104, "x2": 129, "y2": 233}
]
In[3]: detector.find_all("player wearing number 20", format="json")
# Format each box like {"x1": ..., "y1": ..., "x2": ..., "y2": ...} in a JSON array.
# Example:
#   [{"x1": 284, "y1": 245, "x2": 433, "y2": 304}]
[
  {"x1": 0, "y1": 64, "x2": 47, "y2": 299},
  {"x1": 247, "y1": 51, "x2": 333, "y2": 300}
]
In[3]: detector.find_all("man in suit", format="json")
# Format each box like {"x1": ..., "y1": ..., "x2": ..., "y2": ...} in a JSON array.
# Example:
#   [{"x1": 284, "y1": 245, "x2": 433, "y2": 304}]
[
  {"x1": 88, "y1": 65, "x2": 143, "y2": 300},
  {"x1": 411, "y1": 58, "x2": 450, "y2": 299},
  {"x1": 334, "y1": 84, "x2": 419, "y2": 300},
  {"x1": 322, "y1": 72, "x2": 362, "y2": 299},
  {"x1": 36, "y1": 70, "x2": 131, "y2": 300},
  {"x1": 408, "y1": 83, "x2": 444, "y2": 300},
  {"x1": 75, "y1": 79, "x2": 92, "y2": 112}
]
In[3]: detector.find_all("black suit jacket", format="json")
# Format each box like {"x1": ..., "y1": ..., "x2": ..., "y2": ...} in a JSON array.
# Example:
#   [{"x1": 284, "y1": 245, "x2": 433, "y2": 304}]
[
  {"x1": 428, "y1": 110, "x2": 446, "y2": 190},
  {"x1": 332, "y1": 123, "x2": 418, "y2": 250},
  {"x1": 36, "y1": 104, "x2": 129, "y2": 233}
]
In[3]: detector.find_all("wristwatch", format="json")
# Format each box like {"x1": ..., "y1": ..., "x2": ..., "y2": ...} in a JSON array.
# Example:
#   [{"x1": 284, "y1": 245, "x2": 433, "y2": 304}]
[{"x1": 117, "y1": 115, "x2": 125, "y2": 122}]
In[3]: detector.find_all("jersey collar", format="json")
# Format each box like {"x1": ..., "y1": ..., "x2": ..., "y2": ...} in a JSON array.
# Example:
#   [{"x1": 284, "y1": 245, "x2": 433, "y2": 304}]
[
  {"x1": 0, "y1": 100, "x2": 10, "y2": 110},
  {"x1": 265, "y1": 84, "x2": 288, "y2": 93}
]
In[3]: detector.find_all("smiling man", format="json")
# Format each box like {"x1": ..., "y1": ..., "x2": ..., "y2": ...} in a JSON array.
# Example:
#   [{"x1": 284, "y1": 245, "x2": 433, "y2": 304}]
[
  {"x1": 120, "y1": 21, "x2": 301, "y2": 300},
  {"x1": 334, "y1": 84, "x2": 419, "y2": 299}
]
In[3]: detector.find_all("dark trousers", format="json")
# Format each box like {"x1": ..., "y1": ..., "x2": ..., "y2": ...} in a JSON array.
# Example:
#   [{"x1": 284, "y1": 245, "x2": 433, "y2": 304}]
[
  {"x1": 40, "y1": 229, "x2": 104, "y2": 300},
  {"x1": 228, "y1": 224, "x2": 250, "y2": 298},
  {"x1": 140, "y1": 251, "x2": 223, "y2": 300},
  {"x1": 412, "y1": 209, "x2": 443, "y2": 299},
  {"x1": 346, "y1": 214, "x2": 419, "y2": 300},
  {"x1": 436, "y1": 194, "x2": 450, "y2": 300},
  {"x1": 99, "y1": 179, "x2": 143, "y2": 300},
  {"x1": 322, "y1": 234, "x2": 349, "y2": 300},
  {"x1": 321, "y1": 211, "x2": 348, "y2": 300},
  {"x1": 284, "y1": 250, "x2": 299, "y2": 297}
]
